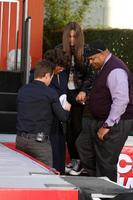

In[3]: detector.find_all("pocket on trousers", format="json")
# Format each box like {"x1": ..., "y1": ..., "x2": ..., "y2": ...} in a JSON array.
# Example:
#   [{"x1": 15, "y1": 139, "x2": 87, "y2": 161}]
[{"x1": 16, "y1": 135, "x2": 28, "y2": 150}]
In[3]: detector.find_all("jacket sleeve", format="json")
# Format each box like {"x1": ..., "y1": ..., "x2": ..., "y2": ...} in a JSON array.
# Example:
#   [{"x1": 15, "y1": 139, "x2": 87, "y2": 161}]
[
  {"x1": 50, "y1": 89, "x2": 69, "y2": 122},
  {"x1": 80, "y1": 64, "x2": 97, "y2": 95},
  {"x1": 52, "y1": 99, "x2": 70, "y2": 122}
]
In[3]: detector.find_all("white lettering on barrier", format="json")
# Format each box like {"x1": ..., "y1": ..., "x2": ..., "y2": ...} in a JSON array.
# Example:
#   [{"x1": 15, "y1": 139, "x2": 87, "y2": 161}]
[
  {"x1": 118, "y1": 153, "x2": 133, "y2": 188},
  {"x1": 119, "y1": 177, "x2": 133, "y2": 188},
  {"x1": 126, "y1": 178, "x2": 133, "y2": 188},
  {"x1": 118, "y1": 153, "x2": 132, "y2": 174}
]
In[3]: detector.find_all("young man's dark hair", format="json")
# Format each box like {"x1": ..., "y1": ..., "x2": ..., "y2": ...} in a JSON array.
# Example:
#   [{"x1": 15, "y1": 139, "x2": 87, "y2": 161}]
[
  {"x1": 34, "y1": 60, "x2": 55, "y2": 78},
  {"x1": 44, "y1": 48, "x2": 69, "y2": 174},
  {"x1": 45, "y1": 48, "x2": 69, "y2": 69}
]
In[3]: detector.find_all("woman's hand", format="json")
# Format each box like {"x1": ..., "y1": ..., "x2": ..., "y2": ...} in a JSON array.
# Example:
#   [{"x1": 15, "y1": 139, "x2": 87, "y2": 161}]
[
  {"x1": 54, "y1": 66, "x2": 64, "y2": 74},
  {"x1": 76, "y1": 91, "x2": 86, "y2": 104}
]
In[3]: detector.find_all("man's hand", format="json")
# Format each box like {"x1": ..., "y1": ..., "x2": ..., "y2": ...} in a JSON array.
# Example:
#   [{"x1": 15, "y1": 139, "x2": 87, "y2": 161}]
[
  {"x1": 64, "y1": 101, "x2": 71, "y2": 111},
  {"x1": 59, "y1": 94, "x2": 71, "y2": 111},
  {"x1": 76, "y1": 91, "x2": 86, "y2": 104},
  {"x1": 97, "y1": 127, "x2": 110, "y2": 141}
]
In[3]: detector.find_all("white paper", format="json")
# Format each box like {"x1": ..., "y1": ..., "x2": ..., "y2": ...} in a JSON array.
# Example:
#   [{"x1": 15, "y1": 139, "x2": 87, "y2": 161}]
[{"x1": 59, "y1": 94, "x2": 67, "y2": 109}]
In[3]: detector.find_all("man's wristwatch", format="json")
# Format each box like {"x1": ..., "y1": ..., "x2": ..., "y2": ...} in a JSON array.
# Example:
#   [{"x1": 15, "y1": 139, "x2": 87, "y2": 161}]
[{"x1": 102, "y1": 122, "x2": 112, "y2": 129}]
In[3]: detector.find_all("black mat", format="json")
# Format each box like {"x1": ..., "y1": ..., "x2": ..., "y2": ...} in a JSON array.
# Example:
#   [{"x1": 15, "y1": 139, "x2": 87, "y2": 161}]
[{"x1": 62, "y1": 176, "x2": 133, "y2": 200}]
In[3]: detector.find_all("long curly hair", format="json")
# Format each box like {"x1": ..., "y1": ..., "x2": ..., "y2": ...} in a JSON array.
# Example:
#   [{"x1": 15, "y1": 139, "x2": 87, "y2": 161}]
[{"x1": 62, "y1": 22, "x2": 84, "y2": 65}]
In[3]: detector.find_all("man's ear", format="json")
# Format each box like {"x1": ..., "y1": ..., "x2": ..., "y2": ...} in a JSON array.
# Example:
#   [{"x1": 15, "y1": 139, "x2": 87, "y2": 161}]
[
  {"x1": 45, "y1": 73, "x2": 50, "y2": 79},
  {"x1": 45, "y1": 72, "x2": 54, "y2": 80}
]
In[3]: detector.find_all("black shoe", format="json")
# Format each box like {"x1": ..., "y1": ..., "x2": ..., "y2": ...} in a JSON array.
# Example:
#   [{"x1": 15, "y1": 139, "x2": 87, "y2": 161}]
[
  {"x1": 65, "y1": 162, "x2": 72, "y2": 174},
  {"x1": 69, "y1": 159, "x2": 84, "y2": 176}
]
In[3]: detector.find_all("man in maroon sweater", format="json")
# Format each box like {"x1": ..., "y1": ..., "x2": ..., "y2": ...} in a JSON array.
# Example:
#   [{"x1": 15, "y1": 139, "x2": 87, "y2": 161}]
[{"x1": 76, "y1": 40, "x2": 133, "y2": 182}]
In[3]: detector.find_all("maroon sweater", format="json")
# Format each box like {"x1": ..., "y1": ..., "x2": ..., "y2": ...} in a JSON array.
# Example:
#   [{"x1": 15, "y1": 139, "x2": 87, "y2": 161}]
[{"x1": 89, "y1": 55, "x2": 133, "y2": 120}]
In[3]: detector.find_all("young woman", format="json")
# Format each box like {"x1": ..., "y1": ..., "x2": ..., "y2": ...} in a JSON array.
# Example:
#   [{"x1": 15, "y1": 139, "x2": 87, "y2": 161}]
[
  {"x1": 46, "y1": 22, "x2": 96, "y2": 175},
  {"x1": 61, "y1": 22, "x2": 88, "y2": 175}
]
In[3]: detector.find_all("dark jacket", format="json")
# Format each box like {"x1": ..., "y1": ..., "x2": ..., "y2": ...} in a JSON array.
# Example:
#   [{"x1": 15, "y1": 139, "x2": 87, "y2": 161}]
[
  {"x1": 16, "y1": 80, "x2": 69, "y2": 135},
  {"x1": 55, "y1": 44, "x2": 96, "y2": 95},
  {"x1": 50, "y1": 71, "x2": 68, "y2": 96}
]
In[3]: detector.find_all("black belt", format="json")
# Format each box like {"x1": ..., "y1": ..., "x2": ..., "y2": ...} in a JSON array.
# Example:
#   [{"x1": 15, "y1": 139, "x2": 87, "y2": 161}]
[
  {"x1": 18, "y1": 132, "x2": 36, "y2": 139},
  {"x1": 18, "y1": 132, "x2": 49, "y2": 142}
]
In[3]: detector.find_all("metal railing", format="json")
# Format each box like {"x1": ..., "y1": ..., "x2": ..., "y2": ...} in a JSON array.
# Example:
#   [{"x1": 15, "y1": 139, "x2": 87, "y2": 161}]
[
  {"x1": 20, "y1": 0, "x2": 31, "y2": 84},
  {"x1": 0, "y1": 0, "x2": 31, "y2": 84},
  {"x1": 23, "y1": 16, "x2": 31, "y2": 84},
  {"x1": 0, "y1": 0, "x2": 19, "y2": 70}
]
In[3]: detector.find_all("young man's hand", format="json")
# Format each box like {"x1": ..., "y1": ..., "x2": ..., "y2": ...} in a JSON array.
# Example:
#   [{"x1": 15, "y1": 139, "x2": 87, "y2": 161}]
[{"x1": 64, "y1": 101, "x2": 71, "y2": 111}]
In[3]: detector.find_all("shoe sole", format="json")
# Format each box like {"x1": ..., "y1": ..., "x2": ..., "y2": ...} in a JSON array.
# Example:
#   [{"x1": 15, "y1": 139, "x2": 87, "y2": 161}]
[
  {"x1": 65, "y1": 167, "x2": 72, "y2": 174},
  {"x1": 69, "y1": 168, "x2": 84, "y2": 176}
]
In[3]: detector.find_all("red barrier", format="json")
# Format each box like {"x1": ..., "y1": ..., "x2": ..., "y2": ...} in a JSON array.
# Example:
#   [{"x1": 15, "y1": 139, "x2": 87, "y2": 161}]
[
  {"x1": 118, "y1": 146, "x2": 133, "y2": 188},
  {"x1": 0, "y1": 189, "x2": 78, "y2": 200}
]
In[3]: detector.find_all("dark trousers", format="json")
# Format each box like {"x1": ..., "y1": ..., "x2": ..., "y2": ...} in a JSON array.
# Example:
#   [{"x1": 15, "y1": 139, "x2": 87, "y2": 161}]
[
  {"x1": 16, "y1": 134, "x2": 52, "y2": 167},
  {"x1": 50, "y1": 119, "x2": 66, "y2": 174},
  {"x1": 66, "y1": 103, "x2": 83, "y2": 159},
  {"x1": 76, "y1": 118, "x2": 133, "y2": 182}
]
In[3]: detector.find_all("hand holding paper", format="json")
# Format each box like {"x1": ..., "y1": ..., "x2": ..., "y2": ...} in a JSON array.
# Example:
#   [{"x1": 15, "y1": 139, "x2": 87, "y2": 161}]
[{"x1": 59, "y1": 94, "x2": 71, "y2": 111}]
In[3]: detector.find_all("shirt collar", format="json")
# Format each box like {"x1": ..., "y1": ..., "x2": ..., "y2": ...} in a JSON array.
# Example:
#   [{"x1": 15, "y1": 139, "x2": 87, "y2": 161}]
[
  {"x1": 33, "y1": 79, "x2": 46, "y2": 87},
  {"x1": 101, "y1": 53, "x2": 112, "y2": 70}
]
